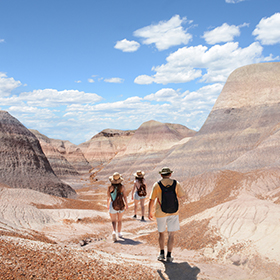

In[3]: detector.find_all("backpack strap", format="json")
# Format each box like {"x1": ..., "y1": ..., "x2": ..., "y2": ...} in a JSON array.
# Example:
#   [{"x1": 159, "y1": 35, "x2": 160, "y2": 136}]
[{"x1": 158, "y1": 180, "x2": 176, "y2": 189}]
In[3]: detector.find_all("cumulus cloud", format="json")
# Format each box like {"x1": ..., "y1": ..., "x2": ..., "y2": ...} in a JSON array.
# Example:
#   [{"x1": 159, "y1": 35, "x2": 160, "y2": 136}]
[
  {"x1": 134, "y1": 42, "x2": 267, "y2": 85},
  {"x1": 104, "y1": 77, "x2": 124, "y2": 83},
  {"x1": 17, "y1": 89, "x2": 102, "y2": 107},
  {"x1": 203, "y1": 23, "x2": 246, "y2": 44},
  {"x1": 225, "y1": 0, "x2": 245, "y2": 3},
  {"x1": 114, "y1": 39, "x2": 140, "y2": 52},
  {"x1": 64, "y1": 83, "x2": 223, "y2": 138},
  {"x1": 0, "y1": 73, "x2": 22, "y2": 97},
  {"x1": 144, "y1": 88, "x2": 181, "y2": 102},
  {"x1": 133, "y1": 15, "x2": 192, "y2": 51},
  {"x1": 253, "y1": 13, "x2": 280, "y2": 45},
  {"x1": 0, "y1": 72, "x2": 224, "y2": 144}
]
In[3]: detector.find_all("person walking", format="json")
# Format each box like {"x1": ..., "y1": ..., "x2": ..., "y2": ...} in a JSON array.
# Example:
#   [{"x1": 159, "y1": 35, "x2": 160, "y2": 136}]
[
  {"x1": 131, "y1": 170, "x2": 147, "y2": 221},
  {"x1": 107, "y1": 172, "x2": 128, "y2": 242},
  {"x1": 148, "y1": 167, "x2": 185, "y2": 262}
]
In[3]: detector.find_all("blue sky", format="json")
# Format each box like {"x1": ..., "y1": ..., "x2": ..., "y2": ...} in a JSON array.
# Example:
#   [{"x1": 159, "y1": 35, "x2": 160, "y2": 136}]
[{"x1": 0, "y1": 0, "x2": 279, "y2": 144}]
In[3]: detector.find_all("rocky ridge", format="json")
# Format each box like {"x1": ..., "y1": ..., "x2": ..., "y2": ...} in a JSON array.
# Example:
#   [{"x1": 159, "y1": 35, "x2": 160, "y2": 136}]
[
  {"x1": 30, "y1": 129, "x2": 91, "y2": 177},
  {"x1": 95, "y1": 120, "x2": 196, "y2": 182},
  {"x1": 0, "y1": 111, "x2": 76, "y2": 198}
]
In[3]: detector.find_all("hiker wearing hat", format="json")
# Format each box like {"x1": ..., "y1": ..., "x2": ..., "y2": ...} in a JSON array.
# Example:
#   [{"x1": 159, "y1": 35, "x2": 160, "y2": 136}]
[
  {"x1": 131, "y1": 170, "x2": 147, "y2": 221},
  {"x1": 148, "y1": 167, "x2": 185, "y2": 262},
  {"x1": 107, "y1": 172, "x2": 128, "y2": 242}
]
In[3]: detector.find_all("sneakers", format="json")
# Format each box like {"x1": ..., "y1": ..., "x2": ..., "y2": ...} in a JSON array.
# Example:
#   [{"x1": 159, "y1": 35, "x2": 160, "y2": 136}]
[
  {"x1": 166, "y1": 256, "x2": 174, "y2": 262},
  {"x1": 132, "y1": 215, "x2": 137, "y2": 219},
  {"x1": 112, "y1": 232, "x2": 117, "y2": 242},
  {"x1": 141, "y1": 216, "x2": 145, "y2": 222},
  {"x1": 118, "y1": 232, "x2": 123, "y2": 238},
  {"x1": 157, "y1": 254, "x2": 165, "y2": 261},
  {"x1": 157, "y1": 254, "x2": 174, "y2": 262}
]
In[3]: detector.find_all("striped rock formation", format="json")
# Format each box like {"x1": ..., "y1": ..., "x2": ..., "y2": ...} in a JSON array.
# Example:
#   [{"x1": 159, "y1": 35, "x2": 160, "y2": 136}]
[
  {"x1": 31, "y1": 130, "x2": 91, "y2": 177},
  {"x1": 96, "y1": 120, "x2": 196, "y2": 183},
  {"x1": 153, "y1": 62, "x2": 280, "y2": 184},
  {"x1": 78, "y1": 129, "x2": 135, "y2": 170},
  {"x1": 0, "y1": 111, "x2": 76, "y2": 198}
]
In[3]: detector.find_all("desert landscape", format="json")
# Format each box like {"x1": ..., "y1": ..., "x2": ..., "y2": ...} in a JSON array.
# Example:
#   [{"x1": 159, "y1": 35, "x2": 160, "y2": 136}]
[{"x1": 1, "y1": 62, "x2": 280, "y2": 279}]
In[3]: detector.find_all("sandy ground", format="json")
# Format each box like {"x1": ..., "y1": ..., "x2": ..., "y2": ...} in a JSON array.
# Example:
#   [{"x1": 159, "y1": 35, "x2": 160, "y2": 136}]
[{"x1": 1, "y1": 182, "x2": 280, "y2": 280}]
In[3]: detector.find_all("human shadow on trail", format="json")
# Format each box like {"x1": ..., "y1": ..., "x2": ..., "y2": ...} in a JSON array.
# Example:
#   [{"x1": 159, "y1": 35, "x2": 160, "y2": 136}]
[
  {"x1": 116, "y1": 237, "x2": 142, "y2": 246},
  {"x1": 157, "y1": 261, "x2": 200, "y2": 280}
]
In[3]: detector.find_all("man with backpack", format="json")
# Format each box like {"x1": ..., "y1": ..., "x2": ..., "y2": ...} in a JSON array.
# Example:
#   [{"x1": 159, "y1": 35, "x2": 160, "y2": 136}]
[{"x1": 148, "y1": 167, "x2": 185, "y2": 262}]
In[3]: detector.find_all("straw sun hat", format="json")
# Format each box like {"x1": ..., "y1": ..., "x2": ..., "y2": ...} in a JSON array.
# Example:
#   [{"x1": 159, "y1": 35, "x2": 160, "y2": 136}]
[
  {"x1": 109, "y1": 172, "x2": 124, "y2": 184},
  {"x1": 159, "y1": 167, "x2": 173, "y2": 175},
  {"x1": 133, "y1": 170, "x2": 145, "y2": 178}
]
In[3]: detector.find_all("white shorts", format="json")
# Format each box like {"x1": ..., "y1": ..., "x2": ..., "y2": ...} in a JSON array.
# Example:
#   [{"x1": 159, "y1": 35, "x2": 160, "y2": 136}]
[
  {"x1": 109, "y1": 201, "x2": 125, "y2": 214},
  {"x1": 134, "y1": 192, "x2": 146, "y2": 201},
  {"x1": 156, "y1": 215, "x2": 180, "y2": 232}
]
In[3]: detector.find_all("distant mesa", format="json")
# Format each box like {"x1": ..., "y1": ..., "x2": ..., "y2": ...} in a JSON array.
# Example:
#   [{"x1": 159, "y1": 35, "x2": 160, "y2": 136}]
[{"x1": 0, "y1": 111, "x2": 76, "y2": 198}]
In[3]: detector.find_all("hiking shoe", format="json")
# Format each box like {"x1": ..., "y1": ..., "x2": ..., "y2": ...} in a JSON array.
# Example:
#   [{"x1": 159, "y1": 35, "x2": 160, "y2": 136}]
[
  {"x1": 118, "y1": 232, "x2": 123, "y2": 238},
  {"x1": 157, "y1": 254, "x2": 165, "y2": 261},
  {"x1": 166, "y1": 256, "x2": 174, "y2": 262},
  {"x1": 141, "y1": 216, "x2": 145, "y2": 222},
  {"x1": 133, "y1": 215, "x2": 137, "y2": 219},
  {"x1": 112, "y1": 232, "x2": 117, "y2": 242}
]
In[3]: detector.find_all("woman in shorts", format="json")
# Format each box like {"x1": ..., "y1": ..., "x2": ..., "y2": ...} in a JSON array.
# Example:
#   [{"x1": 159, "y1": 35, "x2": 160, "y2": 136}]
[
  {"x1": 107, "y1": 172, "x2": 128, "y2": 242},
  {"x1": 131, "y1": 170, "x2": 146, "y2": 221}
]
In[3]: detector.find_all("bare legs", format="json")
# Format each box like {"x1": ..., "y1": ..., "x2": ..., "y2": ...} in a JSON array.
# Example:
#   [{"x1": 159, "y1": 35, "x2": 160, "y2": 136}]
[
  {"x1": 110, "y1": 212, "x2": 124, "y2": 236},
  {"x1": 158, "y1": 231, "x2": 175, "y2": 254},
  {"x1": 134, "y1": 199, "x2": 145, "y2": 218}
]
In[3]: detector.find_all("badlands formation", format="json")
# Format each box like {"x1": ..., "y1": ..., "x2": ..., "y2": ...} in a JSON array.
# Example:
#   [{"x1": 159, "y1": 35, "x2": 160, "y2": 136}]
[{"x1": 1, "y1": 62, "x2": 280, "y2": 279}]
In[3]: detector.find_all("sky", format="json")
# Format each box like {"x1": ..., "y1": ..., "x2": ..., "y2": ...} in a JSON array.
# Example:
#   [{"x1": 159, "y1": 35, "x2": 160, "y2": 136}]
[{"x1": 0, "y1": 0, "x2": 280, "y2": 145}]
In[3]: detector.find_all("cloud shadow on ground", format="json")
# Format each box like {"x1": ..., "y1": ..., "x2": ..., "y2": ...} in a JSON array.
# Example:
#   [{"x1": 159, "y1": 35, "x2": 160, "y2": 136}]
[{"x1": 157, "y1": 261, "x2": 200, "y2": 280}]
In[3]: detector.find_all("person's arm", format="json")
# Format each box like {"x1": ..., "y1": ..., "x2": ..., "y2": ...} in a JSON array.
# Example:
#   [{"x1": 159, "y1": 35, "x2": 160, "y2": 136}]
[
  {"x1": 148, "y1": 199, "x2": 155, "y2": 220},
  {"x1": 131, "y1": 181, "x2": 136, "y2": 200},
  {"x1": 107, "y1": 186, "x2": 111, "y2": 209},
  {"x1": 122, "y1": 186, "x2": 129, "y2": 210},
  {"x1": 176, "y1": 182, "x2": 186, "y2": 198}
]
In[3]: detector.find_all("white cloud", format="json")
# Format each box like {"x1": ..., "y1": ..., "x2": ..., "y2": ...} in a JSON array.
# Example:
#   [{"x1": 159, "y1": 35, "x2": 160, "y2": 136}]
[
  {"x1": 88, "y1": 78, "x2": 95, "y2": 83},
  {"x1": 134, "y1": 42, "x2": 267, "y2": 85},
  {"x1": 0, "y1": 72, "x2": 223, "y2": 144},
  {"x1": 0, "y1": 73, "x2": 22, "y2": 97},
  {"x1": 133, "y1": 15, "x2": 192, "y2": 51},
  {"x1": 75, "y1": 80, "x2": 82, "y2": 83},
  {"x1": 104, "y1": 77, "x2": 124, "y2": 83},
  {"x1": 18, "y1": 89, "x2": 102, "y2": 107},
  {"x1": 114, "y1": 39, "x2": 140, "y2": 52},
  {"x1": 144, "y1": 88, "x2": 181, "y2": 102},
  {"x1": 134, "y1": 75, "x2": 154, "y2": 85},
  {"x1": 0, "y1": 39, "x2": 4, "y2": 43},
  {"x1": 225, "y1": 0, "x2": 245, "y2": 3},
  {"x1": 203, "y1": 23, "x2": 244, "y2": 44},
  {"x1": 253, "y1": 13, "x2": 280, "y2": 45}
]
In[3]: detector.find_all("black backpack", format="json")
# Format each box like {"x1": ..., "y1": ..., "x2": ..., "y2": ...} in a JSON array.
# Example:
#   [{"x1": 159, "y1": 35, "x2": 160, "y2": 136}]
[{"x1": 158, "y1": 180, "x2": 178, "y2": 213}]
